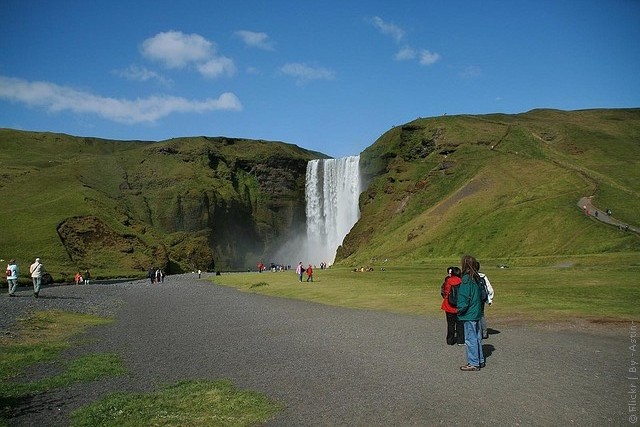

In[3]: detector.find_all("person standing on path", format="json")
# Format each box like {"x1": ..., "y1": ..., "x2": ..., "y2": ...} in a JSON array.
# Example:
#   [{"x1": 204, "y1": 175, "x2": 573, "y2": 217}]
[
  {"x1": 84, "y1": 269, "x2": 91, "y2": 285},
  {"x1": 6, "y1": 259, "x2": 19, "y2": 297},
  {"x1": 456, "y1": 255, "x2": 485, "y2": 371},
  {"x1": 441, "y1": 266, "x2": 464, "y2": 345},
  {"x1": 475, "y1": 261, "x2": 494, "y2": 339},
  {"x1": 29, "y1": 257, "x2": 44, "y2": 298}
]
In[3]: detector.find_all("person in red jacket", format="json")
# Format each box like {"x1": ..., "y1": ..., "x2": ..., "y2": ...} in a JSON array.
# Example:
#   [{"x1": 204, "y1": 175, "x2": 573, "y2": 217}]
[
  {"x1": 441, "y1": 266, "x2": 464, "y2": 345},
  {"x1": 306, "y1": 264, "x2": 314, "y2": 282}
]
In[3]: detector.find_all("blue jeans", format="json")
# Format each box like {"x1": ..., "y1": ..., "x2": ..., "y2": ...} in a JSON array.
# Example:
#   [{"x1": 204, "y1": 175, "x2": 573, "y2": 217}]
[
  {"x1": 463, "y1": 320, "x2": 484, "y2": 367},
  {"x1": 8, "y1": 279, "x2": 18, "y2": 295},
  {"x1": 32, "y1": 277, "x2": 41, "y2": 294},
  {"x1": 479, "y1": 315, "x2": 487, "y2": 336}
]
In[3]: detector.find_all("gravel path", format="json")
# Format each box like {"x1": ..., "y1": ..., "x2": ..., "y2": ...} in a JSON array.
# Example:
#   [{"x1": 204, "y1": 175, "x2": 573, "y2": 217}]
[{"x1": 1, "y1": 274, "x2": 633, "y2": 426}]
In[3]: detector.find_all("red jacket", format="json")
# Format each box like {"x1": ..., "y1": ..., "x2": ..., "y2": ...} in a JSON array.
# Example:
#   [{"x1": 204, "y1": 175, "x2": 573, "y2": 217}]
[{"x1": 441, "y1": 275, "x2": 461, "y2": 314}]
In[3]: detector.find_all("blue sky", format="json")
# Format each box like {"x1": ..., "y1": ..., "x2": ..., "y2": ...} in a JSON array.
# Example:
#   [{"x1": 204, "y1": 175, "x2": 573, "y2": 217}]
[{"x1": 1, "y1": 0, "x2": 638, "y2": 158}]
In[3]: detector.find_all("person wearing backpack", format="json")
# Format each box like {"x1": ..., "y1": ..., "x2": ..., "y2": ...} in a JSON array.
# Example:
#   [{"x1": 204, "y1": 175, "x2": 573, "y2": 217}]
[
  {"x1": 440, "y1": 266, "x2": 464, "y2": 345},
  {"x1": 6, "y1": 259, "x2": 19, "y2": 297},
  {"x1": 456, "y1": 255, "x2": 485, "y2": 371},
  {"x1": 474, "y1": 260, "x2": 495, "y2": 339}
]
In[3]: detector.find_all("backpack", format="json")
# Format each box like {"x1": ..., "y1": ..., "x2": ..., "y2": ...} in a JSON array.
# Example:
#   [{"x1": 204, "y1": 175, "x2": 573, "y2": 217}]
[
  {"x1": 448, "y1": 284, "x2": 458, "y2": 307},
  {"x1": 478, "y1": 276, "x2": 489, "y2": 303}
]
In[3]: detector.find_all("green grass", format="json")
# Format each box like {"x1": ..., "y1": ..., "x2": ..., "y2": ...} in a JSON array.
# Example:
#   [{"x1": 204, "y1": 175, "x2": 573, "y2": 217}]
[
  {"x1": 0, "y1": 309, "x2": 282, "y2": 426},
  {"x1": 1, "y1": 353, "x2": 125, "y2": 398},
  {"x1": 212, "y1": 257, "x2": 640, "y2": 323},
  {"x1": 0, "y1": 310, "x2": 114, "y2": 380},
  {"x1": 70, "y1": 379, "x2": 281, "y2": 427},
  {"x1": 0, "y1": 311, "x2": 122, "y2": 424}
]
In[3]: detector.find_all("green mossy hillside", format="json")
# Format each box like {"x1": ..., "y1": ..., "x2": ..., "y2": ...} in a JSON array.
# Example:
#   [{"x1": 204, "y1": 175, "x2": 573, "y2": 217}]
[{"x1": 340, "y1": 109, "x2": 640, "y2": 265}]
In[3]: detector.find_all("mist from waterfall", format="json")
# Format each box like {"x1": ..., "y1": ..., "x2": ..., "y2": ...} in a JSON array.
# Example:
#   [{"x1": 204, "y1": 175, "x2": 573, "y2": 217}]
[{"x1": 304, "y1": 155, "x2": 361, "y2": 266}]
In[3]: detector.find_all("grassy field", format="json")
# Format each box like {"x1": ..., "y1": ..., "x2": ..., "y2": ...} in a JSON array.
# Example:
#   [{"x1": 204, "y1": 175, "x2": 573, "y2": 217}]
[{"x1": 211, "y1": 254, "x2": 640, "y2": 323}]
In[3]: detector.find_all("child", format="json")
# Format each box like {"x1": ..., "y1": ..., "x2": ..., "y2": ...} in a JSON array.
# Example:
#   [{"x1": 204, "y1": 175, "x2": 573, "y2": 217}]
[{"x1": 440, "y1": 266, "x2": 464, "y2": 345}]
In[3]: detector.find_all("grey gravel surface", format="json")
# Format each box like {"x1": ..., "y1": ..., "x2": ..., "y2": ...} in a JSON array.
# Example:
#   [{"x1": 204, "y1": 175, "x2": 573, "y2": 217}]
[{"x1": 1, "y1": 274, "x2": 633, "y2": 426}]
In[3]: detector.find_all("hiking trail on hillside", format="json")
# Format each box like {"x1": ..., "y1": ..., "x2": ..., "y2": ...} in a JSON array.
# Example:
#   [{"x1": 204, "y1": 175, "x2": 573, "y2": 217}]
[{"x1": 578, "y1": 196, "x2": 638, "y2": 234}]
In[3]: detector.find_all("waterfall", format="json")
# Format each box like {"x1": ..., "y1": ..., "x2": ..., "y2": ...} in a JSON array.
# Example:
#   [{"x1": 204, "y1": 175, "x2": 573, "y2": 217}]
[{"x1": 305, "y1": 155, "x2": 361, "y2": 265}]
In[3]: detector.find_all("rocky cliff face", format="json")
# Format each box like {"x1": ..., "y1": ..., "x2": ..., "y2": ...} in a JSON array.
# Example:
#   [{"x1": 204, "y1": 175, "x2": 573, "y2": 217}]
[{"x1": 114, "y1": 137, "x2": 321, "y2": 272}]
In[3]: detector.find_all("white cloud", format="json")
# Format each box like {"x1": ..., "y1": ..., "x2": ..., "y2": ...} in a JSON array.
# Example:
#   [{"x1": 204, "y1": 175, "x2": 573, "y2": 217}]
[
  {"x1": 140, "y1": 30, "x2": 236, "y2": 79},
  {"x1": 0, "y1": 76, "x2": 242, "y2": 124},
  {"x1": 141, "y1": 31, "x2": 213, "y2": 69},
  {"x1": 419, "y1": 50, "x2": 441, "y2": 66},
  {"x1": 459, "y1": 65, "x2": 481, "y2": 79},
  {"x1": 368, "y1": 17, "x2": 441, "y2": 67},
  {"x1": 197, "y1": 57, "x2": 237, "y2": 78},
  {"x1": 394, "y1": 46, "x2": 416, "y2": 61},
  {"x1": 113, "y1": 65, "x2": 172, "y2": 86},
  {"x1": 368, "y1": 16, "x2": 405, "y2": 42},
  {"x1": 234, "y1": 30, "x2": 275, "y2": 50},
  {"x1": 279, "y1": 63, "x2": 335, "y2": 85},
  {"x1": 394, "y1": 47, "x2": 440, "y2": 66}
]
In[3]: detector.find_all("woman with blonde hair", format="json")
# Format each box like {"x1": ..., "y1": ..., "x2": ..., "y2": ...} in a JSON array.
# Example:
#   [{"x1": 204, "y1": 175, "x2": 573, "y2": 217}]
[{"x1": 456, "y1": 254, "x2": 485, "y2": 371}]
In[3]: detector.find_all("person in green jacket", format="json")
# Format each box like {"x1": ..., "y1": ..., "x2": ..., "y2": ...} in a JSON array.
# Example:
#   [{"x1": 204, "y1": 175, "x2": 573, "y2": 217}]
[{"x1": 456, "y1": 254, "x2": 485, "y2": 371}]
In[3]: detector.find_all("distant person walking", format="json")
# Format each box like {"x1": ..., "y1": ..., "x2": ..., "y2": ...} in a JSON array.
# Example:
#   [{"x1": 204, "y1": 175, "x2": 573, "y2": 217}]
[
  {"x1": 84, "y1": 269, "x2": 91, "y2": 285},
  {"x1": 29, "y1": 257, "x2": 44, "y2": 298},
  {"x1": 456, "y1": 255, "x2": 485, "y2": 371},
  {"x1": 6, "y1": 259, "x2": 19, "y2": 297},
  {"x1": 306, "y1": 264, "x2": 314, "y2": 282},
  {"x1": 74, "y1": 271, "x2": 83, "y2": 285},
  {"x1": 296, "y1": 262, "x2": 304, "y2": 282}
]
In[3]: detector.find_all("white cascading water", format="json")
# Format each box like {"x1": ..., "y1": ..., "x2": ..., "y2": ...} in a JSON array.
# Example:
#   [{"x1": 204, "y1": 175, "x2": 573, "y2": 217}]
[{"x1": 305, "y1": 155, "x2": 361, "y2": 265}]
